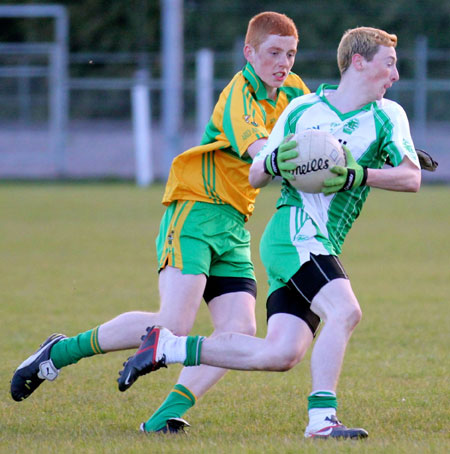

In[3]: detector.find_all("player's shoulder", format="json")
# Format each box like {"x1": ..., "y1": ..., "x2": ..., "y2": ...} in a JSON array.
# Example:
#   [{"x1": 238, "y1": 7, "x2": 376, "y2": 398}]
[
  {"x1": 284, "y1": 72, "x2": 308, "y2": 87},
  {"x1": 286, "y1": 91, "x2": 320, "y2": 111},
  {"x1": 375, "y1": 98, "x2": 409, "y2": 120},
  {"x1": 280, "y1": 72, "x2": 309, "y2": 97},
  {"x1": 224, "y1": 70, "x2": 246, "y2": 90}
]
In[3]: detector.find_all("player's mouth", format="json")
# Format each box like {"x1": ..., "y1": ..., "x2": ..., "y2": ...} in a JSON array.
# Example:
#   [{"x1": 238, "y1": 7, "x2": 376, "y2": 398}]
[{"x1": 273, "y1": 71, "x2": 286, "y2": 81}]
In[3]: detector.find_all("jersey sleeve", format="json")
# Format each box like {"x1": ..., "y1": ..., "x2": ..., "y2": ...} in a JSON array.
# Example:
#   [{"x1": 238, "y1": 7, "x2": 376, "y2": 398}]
[
  {"x1": 222, "y1": 82, "x2": 269, "y2": 157},
  {"x1": 381, "y1": 102, "x2": 420, "y2": 168}
]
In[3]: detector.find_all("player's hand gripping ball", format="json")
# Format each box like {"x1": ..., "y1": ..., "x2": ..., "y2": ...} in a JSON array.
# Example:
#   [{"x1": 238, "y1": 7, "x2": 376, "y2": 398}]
[{"x1": 284, "y1": 129, "x2": 346, "y2": 193}]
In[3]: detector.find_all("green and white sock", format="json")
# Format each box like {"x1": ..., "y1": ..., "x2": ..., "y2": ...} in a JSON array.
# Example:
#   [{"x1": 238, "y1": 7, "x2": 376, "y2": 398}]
[
  {"x1": 144, "y1": 384, "x2": 196, "y2": 432},
  {"x1": 183, "y1": 335, "x2": 205, "y2": 366},
  {"x1": 307, "y1": 390, "x2": 337, "y2": 428},
  {"x1": 161, "y1": 334, "x2": 204, "y2": 366},
  {"x1": 50, "y1": 327, "x2": 104, "y2": 369}
]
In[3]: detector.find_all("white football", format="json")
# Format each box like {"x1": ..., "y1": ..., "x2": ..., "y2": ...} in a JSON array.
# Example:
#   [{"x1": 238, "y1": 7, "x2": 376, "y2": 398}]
[{"x1": 285, "y1": 129, "x2": 346, "y2": 193}]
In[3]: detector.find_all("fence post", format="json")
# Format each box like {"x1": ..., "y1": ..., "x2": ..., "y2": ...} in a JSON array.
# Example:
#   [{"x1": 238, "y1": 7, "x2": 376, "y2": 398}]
[
  {"x1": 233, "y1": 37, "x2": 245, "y2": 72},
  {"x1": 132, "y1": 69, "x2": 153, "y2": 186},
  {"x1": 161, "y1": 0, "x2": 183, "y2": 179},
  {"x1": 196, "y1": 49, "x2": 214, "y2": 143},
  {"x1": 50, "y1": 6, "x2": 69, "y2": 177},
  {"x1": 414, "y1": 35, "x2": 428, "y2": 147}
]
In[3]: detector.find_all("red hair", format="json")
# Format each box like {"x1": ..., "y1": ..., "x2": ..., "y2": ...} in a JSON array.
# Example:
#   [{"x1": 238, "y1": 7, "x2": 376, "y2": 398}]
[{"x1": 245, "y1": 12, "x2": 298, "y2": 50}]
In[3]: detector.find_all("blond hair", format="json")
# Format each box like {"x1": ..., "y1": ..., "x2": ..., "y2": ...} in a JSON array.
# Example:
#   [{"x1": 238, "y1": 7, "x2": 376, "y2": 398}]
[
  {"x1": 337, "y1": 27, "x2": 397, "y2": 74},
  {"x1": 245, "y1": 11, "x2": 298, "y2": 50}
]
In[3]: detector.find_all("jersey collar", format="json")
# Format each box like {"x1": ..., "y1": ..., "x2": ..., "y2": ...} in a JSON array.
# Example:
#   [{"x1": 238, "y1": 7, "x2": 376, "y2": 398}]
[
  {"x1": 317, "y1": 83, "x2": 375, "y2": 120},
  {"x1": 243, "y1": 63, "x2": 275, "y2": 103}
]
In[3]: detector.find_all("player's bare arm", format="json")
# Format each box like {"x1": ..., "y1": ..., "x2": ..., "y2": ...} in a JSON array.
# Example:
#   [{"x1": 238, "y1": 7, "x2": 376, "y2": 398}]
[
  {"x1": 246, "y1": 138, "x2": 267, "y2": 159},
  {"x1": 249, "y1": 137, "x2": 300, "y2": 189},
  {"x1": 366, "y1": 156, "x2": 421, "y2": 192},
  {"x1": 249, "y1": 159, "x2": 270, "y2": 188},
  {"x1": 247, "y1": 139, "x2": 273, "y2": 188}
]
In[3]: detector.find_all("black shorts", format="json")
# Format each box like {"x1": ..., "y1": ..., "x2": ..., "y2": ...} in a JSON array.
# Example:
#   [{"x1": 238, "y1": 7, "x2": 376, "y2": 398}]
[
  {"x1": 203, "y1": 276, "x2": 257, "y2": 303},
  {"x1": 266, "y1": 254, "x2": 348, "y2": 335}
]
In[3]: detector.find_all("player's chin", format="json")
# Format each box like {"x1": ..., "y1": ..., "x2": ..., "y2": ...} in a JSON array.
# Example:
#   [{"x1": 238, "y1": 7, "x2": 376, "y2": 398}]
[{"x1": 271, "y1": 78, "x2": 287, "y2": 88}]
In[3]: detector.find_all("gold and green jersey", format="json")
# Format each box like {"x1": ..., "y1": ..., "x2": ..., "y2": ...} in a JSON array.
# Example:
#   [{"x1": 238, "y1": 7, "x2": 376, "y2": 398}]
[{"x1": 162, "y1": 63, "x2": 309, "y2": 219}]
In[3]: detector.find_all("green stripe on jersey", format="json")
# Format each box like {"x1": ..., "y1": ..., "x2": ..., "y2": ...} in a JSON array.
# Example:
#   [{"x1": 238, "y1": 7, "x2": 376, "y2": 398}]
[
  {"x1": 373, "y1": 103, "x2": 404, "y2": 166},
  {"x1": 279, "y1": 85, "x2": 307, "y2": 100},
  {"x1": 223, "y1": 81, "x2": 239, "y2": 153},
  {"x1": 285, "y1": 102, "x2": 319, "y2": 135},
  {"x1": 244, "y1": 86, "x2": 254, "y2": 116},
  {"x1": 200, "y1": 118, "x2": 221, "y2": 145},
  {"x1": 202, "y1": 151, "x2": 221, "y2": 204}
]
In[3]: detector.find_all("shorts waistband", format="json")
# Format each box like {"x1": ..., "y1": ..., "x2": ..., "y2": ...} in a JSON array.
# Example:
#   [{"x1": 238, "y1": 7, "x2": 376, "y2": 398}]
[{"x1": 178, "y1": 200, "x2": 246, "y2": 225}]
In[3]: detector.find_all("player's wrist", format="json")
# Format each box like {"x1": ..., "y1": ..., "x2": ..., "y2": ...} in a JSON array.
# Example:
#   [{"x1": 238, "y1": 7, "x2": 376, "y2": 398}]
[
  {"x1": 360, "y1": 166, "x2": 368, "y2": 186},
  {"x1": 339, "y1": 166, "x2": 368, "y2": 191},
  {"x1": 263, "y1": 148, "x2": 281, "y2": 177}
]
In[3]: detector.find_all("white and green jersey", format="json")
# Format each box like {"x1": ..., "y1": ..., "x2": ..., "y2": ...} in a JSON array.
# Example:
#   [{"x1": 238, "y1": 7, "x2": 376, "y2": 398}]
[{"x1": 255, "y1": 83, "x2": 420, "y2": 255}]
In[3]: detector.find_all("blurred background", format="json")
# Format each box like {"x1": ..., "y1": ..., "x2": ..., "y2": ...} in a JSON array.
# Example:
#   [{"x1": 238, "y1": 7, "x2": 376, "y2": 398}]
[{"x1": 0, "y1": 0, "x2": 449, "y2": 183}]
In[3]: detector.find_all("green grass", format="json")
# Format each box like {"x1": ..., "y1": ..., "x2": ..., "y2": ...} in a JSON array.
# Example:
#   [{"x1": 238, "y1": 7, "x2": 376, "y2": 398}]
[{"x1": 1, "y1": 183, "x2": 449, "y2": 453}]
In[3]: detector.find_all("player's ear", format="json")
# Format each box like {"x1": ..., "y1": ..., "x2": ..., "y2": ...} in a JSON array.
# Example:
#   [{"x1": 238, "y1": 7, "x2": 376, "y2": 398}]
[
  {"x1": 244, "y1": 44, "x2": 254, "y2": 62},
  {"x1": 352, "y1": 54, "x2": 364, "y2": 71}
]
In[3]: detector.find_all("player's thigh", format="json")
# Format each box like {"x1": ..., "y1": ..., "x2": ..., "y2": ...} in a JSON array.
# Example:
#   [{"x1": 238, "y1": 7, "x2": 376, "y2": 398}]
[
  {"x1": 260, "y1": 206, "x2": 334, "y2": 296},
  {"x1": 156, "y1": 200, "x2": 213, "y2": 275},
  {"x1": 158, "y1": 266, "x2": 206, "y2": 335},
  {"x1": 208, "y1": 290, "x2": 256, "y2": 335},
  {"x1": 265, "y1": 313, "x2": 314, "y2": 367},
  {"x1": 266, "y1": 284, "x2": 321, "y2": 337},
  {"x1": 208, "y1": 210, "x2": 255, "y2": 281},
  {"x1": 310, "y1": 278, "x2": 362, "y2": 326}
]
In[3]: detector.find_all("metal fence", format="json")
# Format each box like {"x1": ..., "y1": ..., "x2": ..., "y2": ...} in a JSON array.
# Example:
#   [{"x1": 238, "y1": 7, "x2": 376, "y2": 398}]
[{"x1": 0, "y1": 5, "x2": 449, "y2": 183}]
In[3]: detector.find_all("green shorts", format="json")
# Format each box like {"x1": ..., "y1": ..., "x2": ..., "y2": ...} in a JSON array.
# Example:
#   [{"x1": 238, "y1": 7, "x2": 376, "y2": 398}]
[
  {"x1": 156, "y1": 200, "x2": 255, "y2": 279},
  {"x1": 260, "y1": 205, "x2": 334, "y2": 296}
]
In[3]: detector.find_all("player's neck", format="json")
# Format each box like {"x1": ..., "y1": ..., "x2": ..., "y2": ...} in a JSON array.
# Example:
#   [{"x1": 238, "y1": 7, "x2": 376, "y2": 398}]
[
  {"x1": 266, "y1": 86, "x2": 277, "y2": 100},
  {"x1": 327, "y1": 78, "x2": 373, "y2": 113}
]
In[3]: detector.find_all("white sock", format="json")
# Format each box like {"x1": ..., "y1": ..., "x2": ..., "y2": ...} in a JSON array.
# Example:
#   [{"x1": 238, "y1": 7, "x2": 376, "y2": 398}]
[
  {"x1": 308, "y1": 407, "x2": 337, "y2": 429},
  {"x1": 162, "y1": 335, "x2": 187, "y2": 364},
  {"x1": 307, "y1": 389, "x2": 337, "y2": 430},
  {"x1": 308, "y1": 407, "x2": 336, "y2": 426}
]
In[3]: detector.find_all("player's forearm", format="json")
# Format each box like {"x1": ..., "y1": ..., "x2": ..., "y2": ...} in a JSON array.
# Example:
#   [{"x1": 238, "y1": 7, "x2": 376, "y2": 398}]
[
  {"x1": 366, "y1": 160, "x2": 421, "y2": 192},
  {"x1": 249, "y1": 159, "x2": 273, "y2": 188}
]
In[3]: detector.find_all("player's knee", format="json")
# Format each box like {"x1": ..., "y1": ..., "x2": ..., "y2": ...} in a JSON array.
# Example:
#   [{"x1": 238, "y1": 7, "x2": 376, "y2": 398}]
[
  {"x1": 246, "y1": 320, "x2": 257, "y2": 337},
  {"x1": 327, "y1": 302, "x2": 362, "y2": 331},
  {"x1": 265, "y1": 340, "x2": 307, "y2": 371},
  {"x1": 274, "y1": 348, "x2": 304, "y2": 371},
  {"x1": 157, "y1": 308, "x2": 197, "y2": 336},
  {"x1": 234, "y1": 319, "x2": 257, "y2": 336},
  {"x1": 167, "y1": 321, "x2": 194, "y2": 337},
  {"x1": 213, "y1": 318, "x2": 257, "y2": 337},
  {"x1": 349, "y1": 305, "x2": 362, "y2": 328},
  {"x1": 159, "y1": 316, "x2": 195, "y2": 336},
  {"x1": 341, "y1": 302, "x2": 362, "y2": 330}
]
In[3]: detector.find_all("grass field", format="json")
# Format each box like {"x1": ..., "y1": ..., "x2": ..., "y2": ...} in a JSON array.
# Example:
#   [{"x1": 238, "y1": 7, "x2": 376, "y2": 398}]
[{"x1": 1, "y1": 182, "x2": 449, "y2": 454}]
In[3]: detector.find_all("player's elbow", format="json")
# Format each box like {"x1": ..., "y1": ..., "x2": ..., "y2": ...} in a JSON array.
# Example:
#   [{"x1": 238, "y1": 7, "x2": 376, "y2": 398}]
[
  {"x1": 406, "y1": 170, "x2": 421, "y2": 192},
  {"x1": 412, "y1": 174, "x2": 421, "y2": 192},
  {"x1": 399, "y1": 159, "x2": 421, "y2": 192},
  {"x1": 248, "y1": 170, "x2": 259, "y2": 188},
  {"x1": 409, "y1": 181, "x2": 421, "y2": 193},
  {"x1": 249, "y1": 171, "x2": 269, "y2": 189},
  {"x1": 249, "y1": 161, "x2": 272, "y2": 189}
]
